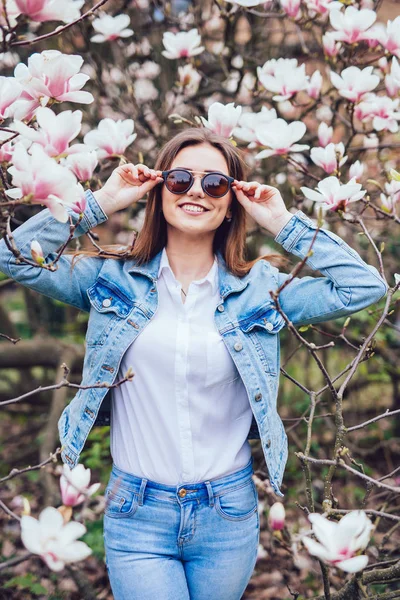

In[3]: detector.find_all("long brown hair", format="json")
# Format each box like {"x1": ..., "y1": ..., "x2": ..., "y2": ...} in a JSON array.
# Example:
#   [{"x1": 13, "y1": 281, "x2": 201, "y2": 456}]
[{"x1": 69, "y1": 128, "x2": 287, "y2": 276}]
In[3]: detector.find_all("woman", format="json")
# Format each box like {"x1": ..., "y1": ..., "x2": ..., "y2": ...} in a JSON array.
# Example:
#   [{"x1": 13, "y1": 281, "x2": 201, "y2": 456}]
[{"x1": 0, "y1": 128, "x2": 387, "y2": 599}]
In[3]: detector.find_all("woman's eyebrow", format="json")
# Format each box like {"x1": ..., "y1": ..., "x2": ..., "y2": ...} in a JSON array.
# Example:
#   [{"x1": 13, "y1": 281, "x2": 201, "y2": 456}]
[{"x1": 177, "y1": 167, "x2": 225, "y2": 174}]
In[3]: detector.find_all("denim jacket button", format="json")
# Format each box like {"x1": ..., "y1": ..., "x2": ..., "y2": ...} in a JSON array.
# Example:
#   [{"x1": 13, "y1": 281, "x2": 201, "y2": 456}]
[
  {"x1": 234, "y1": 342, "x2": 243, "y2": 351},
  {"x1": 266, "y1": 439, "x2": 271, "y2": 449},
  {"x1": 102, "y1": 298, "x2": 112, "y2": 308},
  {"x1": 254, "y1": 393, "x2": 262, "y2": 401},
  {"x1": 217, "y1": 304, "x2": 224, "y2": 312},
  {"x1": 265, "y1": 322, "x2": 274, "y2": 331}
]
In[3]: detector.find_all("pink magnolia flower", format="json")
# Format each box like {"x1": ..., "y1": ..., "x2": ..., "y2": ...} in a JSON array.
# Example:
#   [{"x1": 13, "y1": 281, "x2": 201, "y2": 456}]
[
  {"x1": 11, "y1": 50, "x2": 94, "y2": 121},
  {"x1": 14, "y1": 0, "x2": 84, "y2": 23},
  {"x1": 201, "y1": 102, "x2": 242, "y2": 138},
  {"x1": 13, "y1": 107, "x2": 83, "y2": 157},
  {"x1": 233, "y1": 106, "x2": 277, "y2": 145},
  {"x1": 257, "y1": 58, "x2": 309, "y2": 102},
  {"x1": 375, "y1": 16, "x2": 400, "y2": 58},
  {"x1": 255, "y1": 119, "x2": 309, "y2": 159},
  {"x1": 318, "y1": 122, "x2": 333, "y2": 147},
  {"x1": 356, "y1": 94, "x2": 400, "y2": 133},
  {"x1": 329, "y1": 6, "x2": 377, "y2": 44},
  {"x1": 385, "y1": 57, "x2": 400, "y2": 97},
  {"x1": 330, "y1": 66, "x2": 379, "y2": 103},
  {"x1": 21, "y1": 506, "x2": 92, "y2": 572},
  {"x1": 60, "y1": 464, "x2": 100, "y2": 507},
  {"x1": 84, "y1": 118, "x2": 137, "y2": 159},
  {"x1": 307, "y1": 70, "x2": 323, "y2": 99},
  {"x1": 162, "y1": 29, "x2": 204, "y2": 60},
  {"x1": 310, "y1": 142, "x2": 347, "y2": 174},
  {"x1": 322, "y1": 32, "x2": 342, "y2": 57},
  {"x1": 30, "y1": 240, "x2": 44, "y2": 265},
  {"x1": 6, "y1": 143, "x2": 85, "y2": 222},
  {"x1": 268, "y1": 502, "x2": 286, "y2": 531},
  {"x1": 90, "y1": 13, "x2": 134, "y2": 43},
  {"x1": 0, "y1": 76, "x2": 22, "y2": 119},
  {"x1": 0, "y1": 131, "x2": 15, "y2": 162},
  {"x1": 63, "y1": 151, "x2": 98, "y2": 182},
  {"x1": 301, "y1": 176, "x2": 366, "y2": 211},
  {"x1": 302, "y1": 511, "x2": 373, "y2": 573},
  {"x1": 279, "y1": 0, "x2": 301, "y2": 19},
  {"x1": 349, "y1": 160, "x2": 365, "y2": 181},
  {"x1": 304, "y1": 0, "x2": 337, "y2": 17}
]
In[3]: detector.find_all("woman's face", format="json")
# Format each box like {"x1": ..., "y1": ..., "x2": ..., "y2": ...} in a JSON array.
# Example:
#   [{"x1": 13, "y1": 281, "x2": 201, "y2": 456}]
[{"x1": 161, "y1": 143, "x2": 233, "y2": 237}]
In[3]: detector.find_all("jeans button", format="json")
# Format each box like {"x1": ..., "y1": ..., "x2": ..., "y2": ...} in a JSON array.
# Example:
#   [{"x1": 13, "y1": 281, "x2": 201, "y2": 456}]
[
  {"x1": 217, "y1": 305, "x2": 224, "y2": 312},
  {"x1": 178, "y1": 488, "x2": 187, "y2": 498}
]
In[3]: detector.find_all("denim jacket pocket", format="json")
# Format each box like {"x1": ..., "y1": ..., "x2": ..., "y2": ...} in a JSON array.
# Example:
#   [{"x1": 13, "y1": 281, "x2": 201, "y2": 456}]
[
  {"x1": 239, "y1": 304, "x2": 285, "y2": 375},
  {"x1": 86, "y1": 278, "x2": 134, "y2": 346}
]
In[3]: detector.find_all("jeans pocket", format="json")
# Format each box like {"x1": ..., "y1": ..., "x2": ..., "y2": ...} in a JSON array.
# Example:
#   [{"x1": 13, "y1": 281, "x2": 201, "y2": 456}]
[
  {"x1": 215, "y1": 478, "x2": 258, "y2": 522},
  {"x1": 104, "y1": 486, "x2": 139, "y2": 519}
]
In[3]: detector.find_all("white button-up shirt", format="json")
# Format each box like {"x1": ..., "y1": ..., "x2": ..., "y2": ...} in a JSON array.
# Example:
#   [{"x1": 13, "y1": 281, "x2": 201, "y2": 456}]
[{"x1": 110, "y1": 248, "x2": 252, "y2": 485}]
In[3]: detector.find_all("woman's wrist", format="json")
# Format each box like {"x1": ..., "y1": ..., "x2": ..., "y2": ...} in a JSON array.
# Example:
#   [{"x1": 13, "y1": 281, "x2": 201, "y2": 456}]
[
  {"x1": 268, "y1": 211, "x2": 294, "y2": 238},
  {"x1": 92, "y1": 189, "x2": 116, "y2": 217}
]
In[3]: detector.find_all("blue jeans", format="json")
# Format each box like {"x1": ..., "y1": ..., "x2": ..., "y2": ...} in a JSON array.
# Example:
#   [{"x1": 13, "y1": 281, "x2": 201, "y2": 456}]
[{"x1": 103, "y1": 457, "x2": 260, "y2": 599}]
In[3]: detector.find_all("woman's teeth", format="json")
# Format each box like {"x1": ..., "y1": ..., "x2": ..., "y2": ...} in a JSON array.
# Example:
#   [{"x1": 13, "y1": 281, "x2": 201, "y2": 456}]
[{"x1": 180, "y1": 204, "x2": 206, "y2": 213}]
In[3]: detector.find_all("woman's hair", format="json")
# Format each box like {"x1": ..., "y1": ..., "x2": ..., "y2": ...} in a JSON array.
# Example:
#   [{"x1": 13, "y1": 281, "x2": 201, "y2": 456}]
[{"x1": 69, "y1": 127, "x2": 288, "y2": 276}]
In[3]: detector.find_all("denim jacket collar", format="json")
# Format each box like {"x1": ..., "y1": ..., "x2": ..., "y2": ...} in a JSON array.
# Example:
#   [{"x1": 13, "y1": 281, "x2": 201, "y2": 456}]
[{"x1": 127, "y1": 248, "x2": 249, "y2": 299}]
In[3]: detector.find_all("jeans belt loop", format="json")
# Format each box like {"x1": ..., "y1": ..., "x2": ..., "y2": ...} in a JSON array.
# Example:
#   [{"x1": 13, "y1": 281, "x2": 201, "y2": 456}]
[
  {"x1": 138, "y1": 478, "x2": 148, "y2": 506},
  {"x1": 204, "y1": 481, "x2": 214, "y2": 508}
]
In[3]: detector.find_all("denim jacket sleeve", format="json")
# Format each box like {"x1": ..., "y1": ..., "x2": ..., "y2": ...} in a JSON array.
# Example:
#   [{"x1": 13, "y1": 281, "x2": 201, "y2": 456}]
[
  {"x1": 271, "y1": 210, "x2": 388, "y2": 326},
  {"x1": 0, "y1": 190, "x2": 108, "y2": 312}
]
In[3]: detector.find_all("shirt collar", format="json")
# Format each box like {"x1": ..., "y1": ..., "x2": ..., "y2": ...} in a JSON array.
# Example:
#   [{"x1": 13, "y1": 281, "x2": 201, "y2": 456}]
[{"x1": 158, "y1": 248, "x2": 218, "y2": 295}]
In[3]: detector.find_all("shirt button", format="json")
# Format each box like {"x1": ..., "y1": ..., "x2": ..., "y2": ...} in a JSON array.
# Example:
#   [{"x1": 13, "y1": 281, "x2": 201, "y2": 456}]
[
  {"x1": 265, "y1": 439, "x2": 271, "y2": 449},
  {"x1": 254, "y1": 393, "x2": 262, "y2": 402},
  {"x1": 102, "y1": 298, "x2": 112, "y2": 308},
  {"x1": 234, "y1": 342, "x2": 243, "y2": 352},
  {"x1": 265, "y1": 322, "x2": 274, "y2": 331},
  {"x1": 217, "y1": 305, "x2": 224, "y2": 312}
]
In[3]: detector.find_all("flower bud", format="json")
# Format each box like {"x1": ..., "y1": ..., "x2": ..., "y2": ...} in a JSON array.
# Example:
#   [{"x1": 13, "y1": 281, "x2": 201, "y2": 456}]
[
  {"x1": 31, "y1": 240, "x2": 45, "y2": 265},
  {"x1": 268, "y1": 502, "x2": 286, "y2": 531}
]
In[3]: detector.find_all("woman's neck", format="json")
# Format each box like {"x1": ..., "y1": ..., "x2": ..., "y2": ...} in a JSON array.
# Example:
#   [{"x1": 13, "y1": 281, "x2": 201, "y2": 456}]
[{"x1": 164, "y1": 234, "x2": 215, "y2": 285}]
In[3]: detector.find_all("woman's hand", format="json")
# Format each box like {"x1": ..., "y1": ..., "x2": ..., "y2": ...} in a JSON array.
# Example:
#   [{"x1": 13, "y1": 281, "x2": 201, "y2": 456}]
[
  {"x1": 232, "y1": 180, "x2": 293, "y2": 237},
  {"x1": 94, "y1": 164, "x2": 163, "y2": 216}
]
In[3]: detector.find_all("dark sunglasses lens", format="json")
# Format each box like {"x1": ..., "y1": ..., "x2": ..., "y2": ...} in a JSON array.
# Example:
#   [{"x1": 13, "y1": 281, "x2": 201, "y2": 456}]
[
  {"x1": 203, "y1": 174, "x2": 230, "y2": 197},
  {"x1": 165, "y1": 170, "x2": 192, "y2": 194}
]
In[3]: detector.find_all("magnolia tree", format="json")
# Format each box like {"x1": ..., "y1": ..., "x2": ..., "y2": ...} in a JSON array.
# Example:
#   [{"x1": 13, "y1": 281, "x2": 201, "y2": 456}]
[{"x1": 0, "y1": 0, "x2": 399, "y2": 598}]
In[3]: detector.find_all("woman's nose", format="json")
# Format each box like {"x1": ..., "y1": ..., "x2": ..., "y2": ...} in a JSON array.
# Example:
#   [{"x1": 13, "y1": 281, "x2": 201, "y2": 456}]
[{"x1": 187, "y1": 175, "x2": 205, "y2": 198}]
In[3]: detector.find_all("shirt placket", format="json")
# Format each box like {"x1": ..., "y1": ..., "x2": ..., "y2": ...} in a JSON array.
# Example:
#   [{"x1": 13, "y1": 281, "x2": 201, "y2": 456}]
[{"x1": 173, "y1": 283, "x2": 197, "y2": 482}]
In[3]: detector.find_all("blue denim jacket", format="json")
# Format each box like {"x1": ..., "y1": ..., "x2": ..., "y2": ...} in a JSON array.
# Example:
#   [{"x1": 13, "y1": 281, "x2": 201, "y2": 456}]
[{"x1": 0, "y1": 190, "x2": 388, "y2": 496}]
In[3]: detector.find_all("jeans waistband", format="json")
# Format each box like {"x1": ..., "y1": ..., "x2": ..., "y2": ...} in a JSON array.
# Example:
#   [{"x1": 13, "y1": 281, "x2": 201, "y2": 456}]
[{"x1": 108, "y1": 457, "x2": 254, "y2": 507}]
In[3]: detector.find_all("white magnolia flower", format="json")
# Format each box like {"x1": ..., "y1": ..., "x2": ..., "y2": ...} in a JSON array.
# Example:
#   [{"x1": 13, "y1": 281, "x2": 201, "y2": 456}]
[
  {"x1": 323, "y1": 32, "x2": 342, "y2": 57},
  {"x1": 162, "y1": 29, "x2": 204, "y2": 60},
  {"x1": 21, "y1": 506, "x2": 92, "y2": 572},
  {"x1": 60, "y1": 464, "x2": 101, "y2": 507},
  {"x1": 349, "y1": 160, "x2": 364, "y2": 181},
  {"x1": 318, "y1": 122, "x2": 333, "y2": 147},
  {"x1": 201, "y1": 102, "x2": 242, "y2": 138},
  {"x1": 356, "y1": 94, "x2": 400, "y2": 133},
  {"x1": 280, "y1": 0, "x2": 301, "y2": 19},
  {"x1": 257, "y1": 58, "x2": 309, "y2": 101},
  {"x1": 255, "y1": 119, "x2": 309, "y2": 158},
  {"x1": 177, "y1": 64, "x2": 202, "y2": 96},
  {"x1": 84, "y1": 118, "x2": 137, "y2": 159},
  {"x1": 374, "y1": 16, "x2": 400, "y2": 59},
  {"x1": 134, "y1": 79, "x2": 158, "y2": 103},
  {"x1": 307, "y1": 70, "x2": 323, "y2": 99},
  {"x1": 330, "y1": 66, "x2": 379, "y2": 102},
  {"x1": 63, "y1": 151, "x2": 98, "y2": 182},
  {"x1": 0, "y1": 76, "x2": 22, "y2": 119},
  {"x1": 91, "y1": 13, "x2": 134, "y2": 43},
  {"x1": 329, "y1": 6, "x2": 377, "y2": 44},
  {"x1": 380, "y1": 180, "x2": 400, "y2": 212},
  {"x1": 385, "y1": 57, "x2": 400, "y2": 97},
  {"x1": 14, "y1": 0, "x2": 84, "y2": 23},
  {"x1": 233, "y1": 106, "x2": 277, "y2": 145},
  {"x1": 301, "y1": 176, "x2": 366, "y2": 211},
  {"x1": 310, "y1": 142, "x2": 347, "y2": 174},
  {"x1": 224, "y1": 0, "x2": 266, "y2": 6},
  {"x1": 302, "y1": 511, "x2": 373, "y2": 573}
]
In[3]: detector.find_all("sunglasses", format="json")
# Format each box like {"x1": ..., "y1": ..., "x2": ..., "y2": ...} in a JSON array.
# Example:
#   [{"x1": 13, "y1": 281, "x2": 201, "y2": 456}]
[{"x1": 161, "y1": 169, "x2": 235, "y2": 198}]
